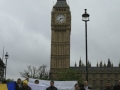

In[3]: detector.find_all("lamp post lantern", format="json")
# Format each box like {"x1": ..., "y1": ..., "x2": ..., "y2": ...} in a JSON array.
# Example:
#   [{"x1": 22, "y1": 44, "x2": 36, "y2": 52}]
[
  {"x1": 5, "y1": 52, "x2": 9, "y2": 80},
  {"x1": 82, "y1": 9, "x2": 90, "y2": 81}
]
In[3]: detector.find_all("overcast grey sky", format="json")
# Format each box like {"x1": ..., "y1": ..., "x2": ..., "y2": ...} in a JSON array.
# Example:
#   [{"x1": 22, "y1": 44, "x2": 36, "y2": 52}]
[{"x1": 0, "y1": 0, "x2": 120, "y2": 80}]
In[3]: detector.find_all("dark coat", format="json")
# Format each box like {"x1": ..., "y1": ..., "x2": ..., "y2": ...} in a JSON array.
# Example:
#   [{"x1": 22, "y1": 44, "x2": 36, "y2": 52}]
[
  {"x1": 113, "y1": 85, "x2": 120, "y2": 90},
  {"x1": 19, "y1": 85, "x2": 31, "y2": 90},
  {"x1": 104, "y1": 87, "x2": 112, "y2": 90},
  {"x1": 15, "y1": 82, "x2": 22, "y2": 90},
  {"x1": 80, "y1": 87, "x2": 85, "y2": 90},
  {"x1": 80, "y1": 86, "x2": 92, "y2": 90},
  {"x1": 79, "y1": 84, "x2": 84, "y2": 90},
  {"x1": 46, "y1": 86, "x2": 58, "y2": 90}
]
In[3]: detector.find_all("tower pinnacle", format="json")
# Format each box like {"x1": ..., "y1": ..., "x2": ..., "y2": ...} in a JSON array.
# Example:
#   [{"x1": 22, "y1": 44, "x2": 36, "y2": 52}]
[
  {"x1": 57, "y1": 0, "x2": 66, "y2": 1},
  {"x1": 54, "y1": 0, "x2": 68, "y2": 8}
]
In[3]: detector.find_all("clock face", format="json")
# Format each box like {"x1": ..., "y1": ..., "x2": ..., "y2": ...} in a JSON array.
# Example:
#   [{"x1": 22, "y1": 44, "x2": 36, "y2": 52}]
[{"x1": 56, "y1": 14, "x2": 66, "y2": 24}]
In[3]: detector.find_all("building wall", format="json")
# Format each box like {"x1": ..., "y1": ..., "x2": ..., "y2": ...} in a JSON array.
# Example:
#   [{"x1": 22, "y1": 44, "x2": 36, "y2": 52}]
[
  {"x1": 71, "y1": 66, "x2": 120, "y2": 89},
  {"x1": 0, "y1": 59, "x2": 5, "y2": 83}
]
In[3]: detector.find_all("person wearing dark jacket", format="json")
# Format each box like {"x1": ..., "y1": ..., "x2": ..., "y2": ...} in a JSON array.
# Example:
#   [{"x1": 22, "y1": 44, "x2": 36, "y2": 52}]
[
  {"x1": 34, "y1": 80, "x2": 39, "y2": 84},
  {"x1": 82, "y1": 81, "x2": 92, "y2": 90},
  {"x1": 104, "y1": 82, "x2": 112, "y2": 90},
  {"x1": 74, "y1": 83, "x2": 80, "y2": 90},
  {"x1": 46, "y1": 81, "x2": 57, "y2": 90},
  {"x1": 113, "y1": 80, "x2": 120, "y2": 90},
  {"x1": 79, "y1": 84, "x2": 85, "y2": 90},
  {"x1": 16, "y1": 78, "x2": 22, "y2": 90},
  {"x1": 19, "y1": 80, "x2": 31, "y2": 90}
]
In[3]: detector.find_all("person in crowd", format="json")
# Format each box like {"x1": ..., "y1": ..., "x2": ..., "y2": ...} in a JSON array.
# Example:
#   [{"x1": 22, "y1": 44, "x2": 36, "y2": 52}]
[
  {"x1": 113, "y1": 80, "x2": 120, "y2": 90},
  {"x1": 16, "y1": 78, "x2": 22, "y2": 90},
  {"x1": 104, "y1": 82, "x2": 112, "y2": 90},
  {"x1": 19, "y1": 80, "x2": 31, "y2": 90},
  {"x1": 34, "y1": 80, "x2": 39, "y2": 84},
  {"x1": 46, "y1": 81, "x2": 58, "y2": 90},
  {"x1": 25, "y1": 76, "x2": 29, "y2": 81},
  {"x1": 74, "y1": 83, "x2": 80, "y2": 90},
  {"x1": 79, "y1": 84, "x2": 84, "y2": 90},
  {"x1": 83, "y1": 81, "x2": 92, "y2": 90}
]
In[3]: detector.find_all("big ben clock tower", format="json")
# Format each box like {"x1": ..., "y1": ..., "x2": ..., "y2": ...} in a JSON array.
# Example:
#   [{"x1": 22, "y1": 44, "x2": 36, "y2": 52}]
[{"x1": 50, "y1": 0, "x2": 71, "y2": 79}]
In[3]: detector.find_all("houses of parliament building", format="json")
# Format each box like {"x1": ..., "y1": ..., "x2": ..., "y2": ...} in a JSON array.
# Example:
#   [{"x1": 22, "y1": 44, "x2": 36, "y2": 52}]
[
  {"x1": 71, "y1": 58, "x2": 120, "y2": 89},
  {"x1": 50, "y1": 0, "x2": 120, "y2": 89}
]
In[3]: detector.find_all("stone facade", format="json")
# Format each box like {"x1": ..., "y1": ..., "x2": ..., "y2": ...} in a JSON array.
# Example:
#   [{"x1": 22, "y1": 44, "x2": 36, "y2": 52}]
[
  {"x1": 0, "y1": 58, "x2": 5, "y2": 83},
  {"x1": 50, "y1": 0, "x2": 71, "y2": 79},
  {"x1": 71, "y1": 59, "x2": 120, "y2": 89}
]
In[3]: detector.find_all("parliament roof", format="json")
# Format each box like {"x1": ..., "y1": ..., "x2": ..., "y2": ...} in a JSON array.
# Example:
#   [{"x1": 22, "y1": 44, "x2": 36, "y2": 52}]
[{"x1": 70, "y1": 67, "x2": 120, "y2": 72}]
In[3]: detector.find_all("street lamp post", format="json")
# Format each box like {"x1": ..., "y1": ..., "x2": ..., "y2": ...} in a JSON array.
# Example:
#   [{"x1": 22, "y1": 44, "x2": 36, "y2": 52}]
[
  {"x1": 5, "y1": 52, "x2": 9, "y2": 80},
  {"x1": 82, "y1": 9, "x2": 90, "y2": 81}
]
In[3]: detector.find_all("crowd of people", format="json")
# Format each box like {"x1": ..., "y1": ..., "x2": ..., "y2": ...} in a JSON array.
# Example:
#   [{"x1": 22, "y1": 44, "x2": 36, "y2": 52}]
[
  {"x1": 74, "y1": 81, "x2": 92, "y2": 90},
  {"x1": 16, "y1": 78, "x2": 31, "y2": 90},
  {"x1": 10, "y1": 78, "x2": 120, "y2": 90},
  {"x1": 103, "y1": 80, "x2": 120, "y2": 90},
  {"x1": 74, "y1": 80, "x2": 120, "y2": 90},
  {"x1": 16, "y1": 78, "x2": 57, "y2": 90}
]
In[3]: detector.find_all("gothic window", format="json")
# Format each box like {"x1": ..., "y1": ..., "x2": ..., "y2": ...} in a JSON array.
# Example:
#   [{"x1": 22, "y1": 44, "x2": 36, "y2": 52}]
[
  {"x1": 100, "y1": 74, "x2": 103, "y2": 78},
  {"x1": 107, "y1": 80, "x2": 110, "y2": 83},
  {"x1": 100, "y1": 87, "x2": 103, "y2": 90},
  {"x1": 92, "y1": 74, "x2": 96, "y2": 77},
  {"x1": 57, "y1": 45, "x2": 59, "y2": 55},
  {"x1": 107, "y1": 74, "x2": 110, "y2": 78},
  {"x1": 55, "y1": 46, "x2": 57, "y2": 54},
  {"x1": 62, "y1": 32, "x2": 64, "y2": 41},
  {"x1": 93, "y1": 80, "x2": 96, "y2": 85},
  {"x1": 100, "y1": 80, "x2": 103, "y2": 85},
  {"x1": 115, "y1": 74, "x2": 119, "y2": 78},
  {"x1": 115, "y1": 80, "x2": 118, "y2": 84},
  {"x1": 57, "y1": 32, "x2": 59, "y2": 42}
]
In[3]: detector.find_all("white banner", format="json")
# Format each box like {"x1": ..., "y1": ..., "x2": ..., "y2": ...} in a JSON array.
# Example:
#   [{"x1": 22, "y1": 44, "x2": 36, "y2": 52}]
[
  {"x1": 28, "y1": 83, "x2": 47, "y2": 90},
  {"x1": 29, "y1": 78, "x2": 77, "y2": 90}
]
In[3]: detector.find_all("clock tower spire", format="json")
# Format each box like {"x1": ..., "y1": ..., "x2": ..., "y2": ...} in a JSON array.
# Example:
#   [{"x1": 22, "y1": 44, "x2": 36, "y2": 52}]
[{"x1": 50, "y1": 0, "x2": 71, "y2": 79}]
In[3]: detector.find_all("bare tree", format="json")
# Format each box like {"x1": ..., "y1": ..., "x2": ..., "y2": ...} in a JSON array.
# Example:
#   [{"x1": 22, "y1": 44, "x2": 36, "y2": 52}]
[{"x1": 20, "y1": 65, "x2": 49, "y2": 79}]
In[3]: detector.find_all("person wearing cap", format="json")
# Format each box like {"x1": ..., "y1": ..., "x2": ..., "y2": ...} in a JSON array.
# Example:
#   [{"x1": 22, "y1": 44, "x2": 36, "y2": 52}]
[{"x1": 19, "y1": 80, "x2": 31, "y2": 90}]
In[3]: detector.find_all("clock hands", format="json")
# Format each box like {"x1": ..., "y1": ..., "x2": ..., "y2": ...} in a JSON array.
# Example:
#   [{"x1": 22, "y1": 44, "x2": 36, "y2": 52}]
[
  {"x1": 59, "y1": 18, "x2": 63, "y2": 23},
  {"x1": 59, "y1": 18, "x2": 63, "y2": 20}
]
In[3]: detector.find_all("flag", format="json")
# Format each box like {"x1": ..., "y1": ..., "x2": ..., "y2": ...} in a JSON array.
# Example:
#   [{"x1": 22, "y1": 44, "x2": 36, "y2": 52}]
[
  {"x1": 0, "y1": 84, "x2": 8, "y2": 90},
  {"x1": 7, "y1": 82, "x2": 16, "y2": 90},
  {"x1": 0, "y1": 82, "x2": 16, "y2": 90}
]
